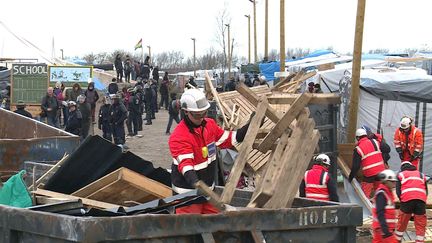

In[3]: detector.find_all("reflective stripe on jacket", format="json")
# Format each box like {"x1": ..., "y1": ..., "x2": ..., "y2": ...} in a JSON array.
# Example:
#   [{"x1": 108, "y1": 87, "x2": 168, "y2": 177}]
[
  {"x1": 372, "y1": 184, "x2": 396, "y2": 231},
  {"x1": 356, "y1": 137, "x2": 386, "y2": 177},
  {"x1": 398, "y1": 170, "x2": 427, "y2": 203},
  {"x1": 304, "y1": 164, "x2": 330, "y2": 201}
]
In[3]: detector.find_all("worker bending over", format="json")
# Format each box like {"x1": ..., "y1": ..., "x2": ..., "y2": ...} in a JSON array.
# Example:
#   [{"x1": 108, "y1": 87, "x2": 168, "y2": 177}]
[{"x1": 299, "y1": 154, "x2": 339, "y2": 202}]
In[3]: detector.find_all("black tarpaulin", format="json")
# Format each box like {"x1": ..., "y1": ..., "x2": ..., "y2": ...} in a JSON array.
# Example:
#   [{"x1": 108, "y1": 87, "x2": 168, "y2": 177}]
[{"x1": 44, "y1": 135, "x2": 171, "y2": 194}]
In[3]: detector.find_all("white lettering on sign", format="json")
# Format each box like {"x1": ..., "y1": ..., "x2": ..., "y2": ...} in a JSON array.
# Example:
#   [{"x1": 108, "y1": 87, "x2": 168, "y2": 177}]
[
  {"x1": 13, "y1": 65, "x2": 47, "y2": 75},
  {"x1": 298, "y1": 209, "x2": 338, "y2": 226}
]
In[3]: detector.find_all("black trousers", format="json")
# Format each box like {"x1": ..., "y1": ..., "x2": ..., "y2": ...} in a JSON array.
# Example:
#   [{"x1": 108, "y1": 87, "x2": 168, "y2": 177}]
[
  {"x1": 112, "y1": 122, "x2": 125, "y2": 145},
  {"x1": 400, "y1": 199, "x2": 426, "y2": 215}
]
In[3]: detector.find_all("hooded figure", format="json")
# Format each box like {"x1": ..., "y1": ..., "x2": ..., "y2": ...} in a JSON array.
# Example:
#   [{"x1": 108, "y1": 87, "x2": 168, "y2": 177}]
[
  {"x1": 77, "y1": 94, "x2": 91, "y2": 140},
  {"x1": 84, "y1": 82, "x2": 99, "y2": 123},
  {"x1": 66, "y1": 83, "x2": 83, "y2": 104}
]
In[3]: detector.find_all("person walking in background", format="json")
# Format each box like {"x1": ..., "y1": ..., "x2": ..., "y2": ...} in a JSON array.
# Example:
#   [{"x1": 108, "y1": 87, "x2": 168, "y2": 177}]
[
  {"x1": 14, "y1": 100, "x2": 32, "y2": 119},
  {"x1": 134, "y1": 61, "x2": 141, "y2": 80},
  {"x1": 165, "y1": 93, "x2": 180, "y2": 135},
  {"x1": 159, "y1": 72, "x2": 170, "y2": 110},
  {"x1": 77, "y1": 94, "x2": 91, "y2": 140},
  {"x1": 126, "y1": 87, "x2": 142, "y2": 137},
  {"x1": 108, "y1": 78, "x2": 119, "y2": 95},
  {"x1": 395, "y1": 161, "x2": 428, "y2": 243},
  {"x1": 66, "y1": 83, "x2": 83, "y2": 105},
  {"x1": 299, "y1": 154, "x2": 339, "y2": 202},
  {"x1": 98, "y1": 96, "x2": 112, "y2": 142},
  {"x1": 150, "y1": 79, "x2": 159, "y2": 114},
  {"x1": 372, "y1": 170, "x2": 398, "y2": 243},
  {"x1": 109, "y1": 94, "x2": 128, "y2": 145},
  {"x1": 124, "y1": 55, "x2": 133, "y2": 83},
  {"x1": 41, "y1": 87, "x2": 59, "y2": 128},
  {"x1": 114, "y1": 54, "x2": 123, "y2": 82},
  {"x1": 144, "y1": 82, "x2": 153, "y2": 125},
  {"x1": 84, "y1": 82, "x2": 99, "y2": 124},
  {"x1": 152, "y1": 65, "x2": 159, "y2": 82},
  {"x1": 135, "y1": 84, "x2": 144, "y2": 131},
  {"x1": 53, "y1": 81, "x2": 66, "y2": 126},
  {"x1": 142, "y1": 56, "x2": 150, "y2": 79},
  {"x1": 394, "y1": 116, "x2": 423, "y2": 169},
  {"x1": 65, "y1": 101, "x2": 82, "y2": 136}
]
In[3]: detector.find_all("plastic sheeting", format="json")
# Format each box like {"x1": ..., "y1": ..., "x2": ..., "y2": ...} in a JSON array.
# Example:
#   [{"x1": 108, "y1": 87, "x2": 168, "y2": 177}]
[{"x1": 258, "y1": 61, "x2": 279, "y2": 81}]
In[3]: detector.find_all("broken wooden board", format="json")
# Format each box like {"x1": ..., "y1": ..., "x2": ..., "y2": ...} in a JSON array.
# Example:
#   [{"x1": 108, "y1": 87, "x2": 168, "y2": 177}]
[
  {"x1": 337, "y1": 156, "x2": 372, "y2": 212},
  {"x1": 271, "y1": 72, "x2": 296, "y2": 91},
  {"x1": 248, "y1": 132, "x2": 291, "y2": 208},
  {"x1": 34, "y1": 189, "x2": 120, "y2": 209},
  {"x1": 338, "y1": 143, "x2": 356, "y2": 168},
  {"x1": 72, "y1": 167, "x2": 172, "y2": 206},
  {"x1": 257, "y1": 93, "x2": 312, "y2": 153},
  {"x1": 268, "y1": 93, "x2": 341, "y2": 105},
  {"x1": 195, "y1": 180, "x2": 225, "y2": 211},
  {"x1": 29, "y1": 154, "x2": 69, "y2": 190},
  {"x1": 220, "y1": 98, "x2": 269, "y2": 204}
]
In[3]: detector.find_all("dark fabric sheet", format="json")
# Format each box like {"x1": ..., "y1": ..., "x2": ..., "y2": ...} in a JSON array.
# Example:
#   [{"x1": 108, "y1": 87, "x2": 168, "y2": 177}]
[{"x1": 44, "y1": 135, "x2": 171, "y2": 194}]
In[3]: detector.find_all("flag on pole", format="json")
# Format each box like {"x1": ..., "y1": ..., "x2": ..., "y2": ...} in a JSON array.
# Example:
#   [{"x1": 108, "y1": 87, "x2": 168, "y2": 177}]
[{"x1": 134, "y1": 38, "x2": 142, "y2": 50}]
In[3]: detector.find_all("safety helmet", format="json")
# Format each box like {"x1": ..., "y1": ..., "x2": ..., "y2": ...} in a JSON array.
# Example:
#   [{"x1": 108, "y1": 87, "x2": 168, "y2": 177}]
[
  {"x1": 76, "y1": 94, "x2": 86, "y2": 103},
  {"x1": 315, "y1": 154, "x2": 331, "y2": 166},
  {"x1": 355, "y1": 128, "x2": 367, "y2": 137},
  {"x1": 361, "y1": 125, "x2": 372, "y2": 135},
  {"x1": 401, "y1": 161, "x2": 412, "y2": 167},
  {"x1": 68, "y1": 101, "x2": 77, "y2": 107},
  {"x1": 400, "y1": 117, "x2": 411, "y2": 129},
  {"x1": 377, "y1": 169, "x2": 397, "y2": 182},
  {"x1": 180, "y1": 89, "x2": 210, "y2": 112}
]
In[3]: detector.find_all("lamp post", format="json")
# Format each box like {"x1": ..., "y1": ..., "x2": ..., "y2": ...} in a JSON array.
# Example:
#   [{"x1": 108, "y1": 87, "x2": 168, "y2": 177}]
[
  {"x1": 249, "y1": 0, "x2": 257, "y2": 62},
  {"x1": 60, "y1": 49, "x2": 64, "y2": 60},
  {"x1": 225, "y1": 24, "x2": 231, "y2": 79},
  {"x1": 191, "y1": 38, "x2": 196, "y2": 77},
  {"x1": 147, "y1": 45, "x2": 151, "y2": 63},
  {"x1": 245, "y1": 15, "x2": 251, "y2": 64}
]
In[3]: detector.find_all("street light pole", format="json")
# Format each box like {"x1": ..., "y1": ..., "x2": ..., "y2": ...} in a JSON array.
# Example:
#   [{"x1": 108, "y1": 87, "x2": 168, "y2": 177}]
[
  {"x1": 225, "y1": 24, "x2": 231, "y2": 79},
  {"x1": 250, "y1": 0, "x2": 258, "y2": 63},
  {"x1": 264, "y1": 0, "x2": 269, "y2": 60},
  {"x1": 60, "y1": 49, "x2": 64, "y2": 60},
  {"x1": 245, "y1": 15, "x2": 251, "y2": 64},
  {"x1": 147, "y1": 45, "x2": 151, "y2": 63},
  {"x1": 280, "y1": 0, "x2": 285, "y2": 72},
  {"x1": 191, "y1": 38, "x2": 196, "y2": 77}
]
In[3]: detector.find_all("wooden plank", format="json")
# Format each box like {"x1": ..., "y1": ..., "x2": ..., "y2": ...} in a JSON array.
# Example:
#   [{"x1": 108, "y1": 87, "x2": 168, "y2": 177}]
[
  {"x1": 72, "y1": 168, "x2": 172, "y2": 205},
  {"x1": 201, "y1": 233, "x2": 216, "y2": 243},
  {"x1": 337, "y1": 156, "x2": 372, "y2": 212},
  {"x1": 205, "y1": 71, "x2": 229, "y2": 128},
  {"x1": 251, "y1": 230, "x2": 267, "y2": 243},
  {"x1": 29, "y1": 154, "x2": 69, "y2": 190},
  {"x1": 220, "y1": 98, "x2": 269, "y2": 204},
  {"x1": 34, "y1": 189, "x2": 120, "y2": 209},
  {"x1": 195, "y1": 180, "x2": 225, "y2": 211},
  {"x1": 236, "y1": 82, "x2": 281, "y2": 123},
  {"x1": 257, "y1": 93, "x2": 312, "y2": 153},
  {"x1": 268, "y1": 93, "x2": 341, "y2": 105},
  {"x1": 271, "y1": 72, "x2": 296, "y2": 91},
  {"x1": 248, "y1": 132, "x2": 291, "y2": 208}
]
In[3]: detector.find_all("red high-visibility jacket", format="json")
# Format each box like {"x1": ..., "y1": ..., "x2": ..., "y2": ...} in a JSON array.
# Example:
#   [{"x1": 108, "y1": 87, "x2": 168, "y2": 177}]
[
  {"x1": 394, "y1": 125, "x2": 423, "y2": 161},
  {"x1": 169, "y1": 118, "x2": 236, "y2": 194},
  {"x1": 355, "y1": 137, "x2": 386, "y2": 177},
  {"x1": 304, "y1": 164, "x2": 330, "y2": 201},
  {"x1": 372, "y1": 184, "x2": 396, "y2": 232},
  {"x1": 398, "y1": 170, "x2": 427, "y2": 203}
]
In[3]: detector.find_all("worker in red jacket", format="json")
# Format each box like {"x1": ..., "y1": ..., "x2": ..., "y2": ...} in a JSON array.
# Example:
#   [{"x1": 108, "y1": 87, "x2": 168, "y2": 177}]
[
  {"x1": 394, "y1": 161, "x2": 428, "y2": 243},
  {"x1": 372, "y1": 170, "x2": 398, "y2": 243},
  {"x1": 299, "y1": 154, "x2": 339, "y2": 202},
  {"x1": 361, "y1": 125, "x2": 391, "y2": 167},
  {"x1": 349, "y1": 128, "x2": 388, "y2": 198},
  {"x1": 394, "y1": 116, "x2": 423, "y2": 169},
  {"x1": 169, "y1": 89, "x2": 252, "y2": 214}
]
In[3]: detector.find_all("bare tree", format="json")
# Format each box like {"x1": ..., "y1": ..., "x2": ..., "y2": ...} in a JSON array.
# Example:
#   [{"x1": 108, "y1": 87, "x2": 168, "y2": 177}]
[
  {"x1": 268, "y1": 49, "x2": 279, "y2": 61},
  {"x1": 83, "y1": 53, "x2": 96, "y2": 64},
  {"x1": 214, "y1": 4, "x2": 232, "y2": 81}
]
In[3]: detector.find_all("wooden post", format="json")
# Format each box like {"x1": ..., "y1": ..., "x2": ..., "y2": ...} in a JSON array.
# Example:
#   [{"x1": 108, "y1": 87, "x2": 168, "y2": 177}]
[
  {"x1": 226, "y1": 24, "x2": 231, "y2": 79},
  {"x1": 264, "y1": 0, "x2": 269, "y2": 60},
  {"x1": 347, "y1": 0, "x2": 367, "y2": 143},
  {"x1": 280, "y1": 0, "x2": 285, "y2": 72},
  {"x1": 245, "y1": 15, "x2": 251, "y2": 64},
  {"x1": 252, "y1": 0, "x2": 258, "y2": 62}
]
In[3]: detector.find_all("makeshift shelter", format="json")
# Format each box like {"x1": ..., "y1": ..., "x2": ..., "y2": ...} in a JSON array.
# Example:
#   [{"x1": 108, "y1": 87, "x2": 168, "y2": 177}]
[{"x1": 315, "y1": 65, "x2": 432, "y2": 174}]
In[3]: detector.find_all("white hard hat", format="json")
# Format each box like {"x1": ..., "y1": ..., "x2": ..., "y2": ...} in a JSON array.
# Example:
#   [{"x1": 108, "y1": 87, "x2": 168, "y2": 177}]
[
  {"x1": 68, "y1": 101, "x2": 77, "y2": 107},
  {"x1": 180, "y1": 89, "x2": 210, "y2": 112},
  {"x1": 400, "y1": 117, "x2": 411, "y2": 129},
  {"x1": 377, "y1": 169, "x2": 397, "y2": 182},
  {"x1": 355, "y1": 128, "x2": 367, "y2": 137},
  {"x1": 77, "y1": 94, "x2": 86, "y2": 103},
  {"x1": 315, "y1": 154, "x2": 331, "y2": 166}
]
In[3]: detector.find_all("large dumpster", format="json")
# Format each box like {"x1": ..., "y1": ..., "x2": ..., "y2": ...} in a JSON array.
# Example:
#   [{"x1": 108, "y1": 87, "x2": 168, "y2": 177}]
[
  {"x1": 0, "y1": 109, "x2": 80, "y2": 173},
  {"x1": 0, "y1": 188, "x2": 362, "y2": 243}
]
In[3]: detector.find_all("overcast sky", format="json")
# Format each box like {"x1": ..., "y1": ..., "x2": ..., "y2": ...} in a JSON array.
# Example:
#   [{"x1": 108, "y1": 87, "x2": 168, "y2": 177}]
[{"x1": 1, "y1": 0, "x2": 431, "y2": 61}]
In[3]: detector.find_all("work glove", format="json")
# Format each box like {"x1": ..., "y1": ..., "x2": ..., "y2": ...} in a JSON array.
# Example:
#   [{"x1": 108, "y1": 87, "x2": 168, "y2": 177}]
[
  {"x1": 395, "y1": 147, "x2": 402, "y2": 154},
  {"x1": 235, "y1": 111, "x2": 265, "y2": 143},
  {"x1": 399, "y1": 153, "x2": 404, "y2": 160},
  {"x1": 412, "y1": 151, "x2": 421, "y2": 160}
]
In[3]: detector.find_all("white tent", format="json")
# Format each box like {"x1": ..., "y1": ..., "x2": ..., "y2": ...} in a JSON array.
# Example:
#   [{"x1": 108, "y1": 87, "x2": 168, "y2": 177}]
[{"x1": 316, "y1": 66, "x2": 432, "y2": 174}]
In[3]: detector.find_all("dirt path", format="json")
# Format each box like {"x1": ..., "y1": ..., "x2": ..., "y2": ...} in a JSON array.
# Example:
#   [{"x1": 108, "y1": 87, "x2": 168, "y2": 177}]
[{"x1": 94, "y1": 108, "x2": 174, "y2": 169}]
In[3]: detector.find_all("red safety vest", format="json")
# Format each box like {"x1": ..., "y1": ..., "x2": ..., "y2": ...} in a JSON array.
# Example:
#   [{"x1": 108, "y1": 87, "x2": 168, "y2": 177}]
[
  {"x1": 372, "y1": 184, "x2": 396, "y2": 231},
  {"x1": 304, "y1": 165, "x2": 330, "y2": 201},
  {"x1": 398, "y1": 170, "x2": 427, "y2": 203},
  {"x1": 356, "y1": 137, "x2": 386, "y2": 177}
]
